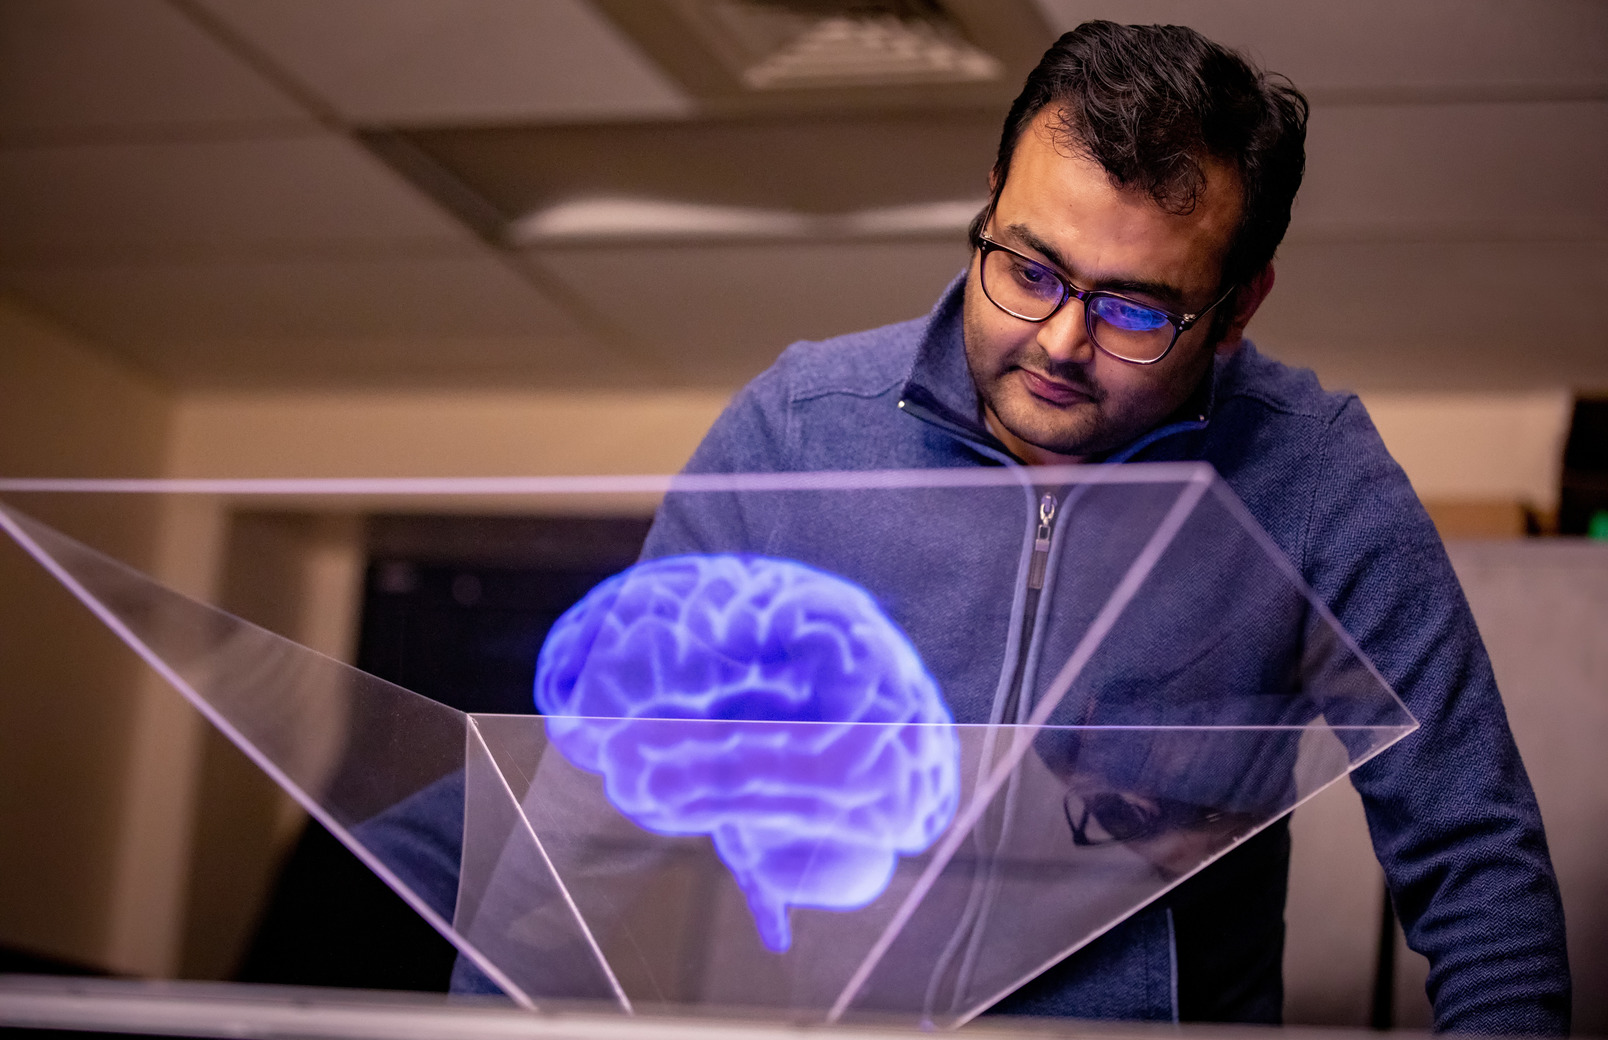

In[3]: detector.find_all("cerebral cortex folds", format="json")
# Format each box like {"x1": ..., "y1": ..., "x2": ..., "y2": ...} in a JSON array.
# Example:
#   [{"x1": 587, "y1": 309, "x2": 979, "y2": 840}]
[{"x1": 534, "y1": 554, "x2": 960, "y2": 951}]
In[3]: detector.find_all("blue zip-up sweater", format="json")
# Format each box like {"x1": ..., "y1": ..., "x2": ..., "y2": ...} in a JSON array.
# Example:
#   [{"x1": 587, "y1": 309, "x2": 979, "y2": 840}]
[{"x1": 640, "y1": 275, "x2": 1569, "y2": 1032}]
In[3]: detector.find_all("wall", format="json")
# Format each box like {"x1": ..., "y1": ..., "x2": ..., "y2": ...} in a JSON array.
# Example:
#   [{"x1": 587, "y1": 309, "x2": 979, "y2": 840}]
[
  {"x1": 0, "y1": 295, "x2": 172, "y2": 969},
  {"x1": 167, "y1": 390, "x2": 732, "y2": 479},
  {"x1": 167, "y1": 385, "x2": 1572, "y2": 501},
  {"x1": 1363, "y1": 391, "x2": 1573, "y2": 534}
]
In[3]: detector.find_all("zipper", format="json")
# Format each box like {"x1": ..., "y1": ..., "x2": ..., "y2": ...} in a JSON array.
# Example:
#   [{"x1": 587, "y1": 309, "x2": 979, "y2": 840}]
[
  {"x1": 998, "y1": 490, "x2": 1059, "y2": 725},
  {"x1": 896, "y1": 381, "x2": 1205, "y2": 1002},
  {"x1": 1026, "y1": 492, "x2": 1057, "y2": 590},
  {"x1": 965, "y1": 487, "x2": 1060, "y2": 984}
]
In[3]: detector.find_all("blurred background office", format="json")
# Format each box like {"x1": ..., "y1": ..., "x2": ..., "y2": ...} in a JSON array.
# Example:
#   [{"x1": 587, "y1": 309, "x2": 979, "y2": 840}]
[{"x1": 1, "y1": 0, "x2": 1605, "y2": 1033}]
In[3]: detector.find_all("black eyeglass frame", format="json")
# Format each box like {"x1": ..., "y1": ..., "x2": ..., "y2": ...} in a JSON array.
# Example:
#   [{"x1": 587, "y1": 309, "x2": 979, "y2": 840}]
[
  {"x1": 1063, "y1": 788, "x2": 1228, "y2": 847},
  {"x1": 972, "y1": 231, "x2": 1237, "y2": 366}
]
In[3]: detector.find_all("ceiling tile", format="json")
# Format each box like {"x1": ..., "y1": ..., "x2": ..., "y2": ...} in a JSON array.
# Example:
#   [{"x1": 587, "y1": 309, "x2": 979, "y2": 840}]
[
  {"x1": 523, "y1": 240, "x2": 970, "y2": 383},
  {"x1": 0, "y1": 0, "x2": 314, "y2": 136},
  {"x1": 1247, "y1": 239, "x2": 1608, "y2": 390},
  {"x1": 0, "y1": 251, "x2": 643, "y2": 389},
  {"x1": 1031, "y1": 1, "x2": 1608, "y2": 94},
  {"x1": 0, "y1": 134, "x2": 476, "y2": 264},
  {"x1": 194, "y1": 0, "x2": 694, "y2": 125},
  {"x1": 1293, "y1": 101, "x2": 1608, "y2": 236}
]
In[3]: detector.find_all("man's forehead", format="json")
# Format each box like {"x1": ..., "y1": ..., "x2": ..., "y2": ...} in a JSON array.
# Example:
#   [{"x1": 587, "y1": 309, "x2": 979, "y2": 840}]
[
  {"x1": 996, "y1": 113, "x2": 1243, "y2": 296},
  {"x1": 1018, "y1": 108, "x2": 1245, "y2": 228}
]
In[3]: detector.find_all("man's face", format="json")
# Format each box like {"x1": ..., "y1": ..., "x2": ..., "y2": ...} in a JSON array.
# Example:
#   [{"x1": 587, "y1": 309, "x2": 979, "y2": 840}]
[{"x1": 963, "y1": 109, "x2": 1246, "y2": 463}]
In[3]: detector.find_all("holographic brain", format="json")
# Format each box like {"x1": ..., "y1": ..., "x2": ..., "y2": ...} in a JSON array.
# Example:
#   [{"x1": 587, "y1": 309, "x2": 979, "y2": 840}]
[{"x1": 534, "y1": 554, "x2": 960, "y2": 952}]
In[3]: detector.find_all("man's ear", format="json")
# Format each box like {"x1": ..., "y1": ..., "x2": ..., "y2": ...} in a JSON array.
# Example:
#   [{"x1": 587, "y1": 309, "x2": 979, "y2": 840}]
[{"x1": 1215, "y1": 263, "x2": 1275, "y2": 355}]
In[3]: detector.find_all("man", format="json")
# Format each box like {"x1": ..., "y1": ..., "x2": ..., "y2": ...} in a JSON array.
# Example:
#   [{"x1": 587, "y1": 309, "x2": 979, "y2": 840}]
[{"x1": 643, "y1": 20, "x2": 1569, "y2": 1033}]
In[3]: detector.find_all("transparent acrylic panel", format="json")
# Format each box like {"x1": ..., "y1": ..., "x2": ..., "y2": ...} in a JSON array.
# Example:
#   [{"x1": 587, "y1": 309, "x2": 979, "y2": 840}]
[{"x1": 0, "y1": 465, "x2": 1415, "y2": 1027}]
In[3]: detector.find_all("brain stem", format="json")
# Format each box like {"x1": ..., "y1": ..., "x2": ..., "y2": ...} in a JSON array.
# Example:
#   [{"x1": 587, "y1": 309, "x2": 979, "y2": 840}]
[{"x1": 747, "y1": 887, "x2": 794, "y2": 952}]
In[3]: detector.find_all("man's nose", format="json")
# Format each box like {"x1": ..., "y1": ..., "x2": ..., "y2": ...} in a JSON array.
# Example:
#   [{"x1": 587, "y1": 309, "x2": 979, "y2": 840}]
[{"x1": 1036, "y1": 298, "x2": 1095, "y2": 365}]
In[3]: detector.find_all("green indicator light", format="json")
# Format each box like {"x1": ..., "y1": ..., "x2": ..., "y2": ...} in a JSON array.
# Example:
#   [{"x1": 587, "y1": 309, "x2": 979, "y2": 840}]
[{"x1": 1589, "y1": 510, "x2": 1608, "y2": 540}]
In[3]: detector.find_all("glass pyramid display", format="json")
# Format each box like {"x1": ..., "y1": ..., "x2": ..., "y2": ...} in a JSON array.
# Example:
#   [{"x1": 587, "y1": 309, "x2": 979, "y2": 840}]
[{"x1": 0, "y1": 464, "x2": 1415, "y2": 1027}]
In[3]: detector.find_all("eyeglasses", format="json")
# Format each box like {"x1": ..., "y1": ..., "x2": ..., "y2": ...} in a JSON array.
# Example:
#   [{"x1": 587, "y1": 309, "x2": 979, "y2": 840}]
[
  {"x1": 1063, "y1": 789, "x2": 1227, "y2": 846},
  {"x1": 973, "y1": 232, "x2": 1235, "y2": 365}
]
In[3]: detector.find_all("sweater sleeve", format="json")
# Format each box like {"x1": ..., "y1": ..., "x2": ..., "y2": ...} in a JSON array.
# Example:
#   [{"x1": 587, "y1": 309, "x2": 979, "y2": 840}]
[{"x1": 1303, "y1": 396, "x2": 1570, "y2": 1034}]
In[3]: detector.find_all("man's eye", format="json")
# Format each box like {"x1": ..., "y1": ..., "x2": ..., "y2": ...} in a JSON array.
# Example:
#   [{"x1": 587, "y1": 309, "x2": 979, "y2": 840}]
[{"x1": 1010, "y1": 259, "x2": 1058, "y2": 294}]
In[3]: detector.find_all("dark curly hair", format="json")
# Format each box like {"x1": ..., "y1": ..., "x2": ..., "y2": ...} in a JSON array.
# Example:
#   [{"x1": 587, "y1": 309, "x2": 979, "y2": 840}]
[{"x1": 972, "y1": 20, "x2": 1309, "y2": 295}]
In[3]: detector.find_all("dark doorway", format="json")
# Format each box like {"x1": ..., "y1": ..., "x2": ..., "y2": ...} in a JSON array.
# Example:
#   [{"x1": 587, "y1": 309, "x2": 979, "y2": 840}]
[
  {"x1": 1561, "y1": 397, "x2": 1608, "y2": 537},
  {"x1": 236, "y1": 514, "x2": 651, "y2": 992}
]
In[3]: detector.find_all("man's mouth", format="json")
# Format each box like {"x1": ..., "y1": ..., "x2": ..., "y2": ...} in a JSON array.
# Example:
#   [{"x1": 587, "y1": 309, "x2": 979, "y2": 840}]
[{"x1": 1019, "y1": 369, "x2": 1095, "y2": 406}]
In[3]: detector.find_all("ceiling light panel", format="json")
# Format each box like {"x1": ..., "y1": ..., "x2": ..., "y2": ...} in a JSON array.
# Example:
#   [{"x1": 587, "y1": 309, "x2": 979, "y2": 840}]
[
  {"x1": 0, "y1": 0, "x2": 313, "y2": 137},
  {"x1": 507, "y1": 197, "x2": 984, "y2": 245},
  {"x1": 192, "y1": 0, "x2": 695, "y2": 126},
  {"x1": 401, "y1": 111, "x2": 998, "y2": 234}
]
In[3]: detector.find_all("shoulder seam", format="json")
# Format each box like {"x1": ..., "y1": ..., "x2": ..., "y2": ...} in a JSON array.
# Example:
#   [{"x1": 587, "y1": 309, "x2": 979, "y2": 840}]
[
  {"x1": 790, "y1": 373, "x2": 905, "y2": 404},
  {"x1": 765, "y1": 317, "x2": 924, "y2": 406},
  {"x1": 1299, "y1": 421, "x2": 1327, "y2": 575},
  {"x1": 1296, "y1": 395, "x2": 1363, "y2": 573}
]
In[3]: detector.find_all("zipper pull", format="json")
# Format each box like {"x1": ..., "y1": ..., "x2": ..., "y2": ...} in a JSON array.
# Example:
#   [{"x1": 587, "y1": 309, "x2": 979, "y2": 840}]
[{"x1": 1027, "y1": 493, "x2": 1058, "y2": 589}]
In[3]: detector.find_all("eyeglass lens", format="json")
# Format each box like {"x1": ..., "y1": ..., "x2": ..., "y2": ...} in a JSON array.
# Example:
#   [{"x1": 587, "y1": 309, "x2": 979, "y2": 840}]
[{"x1": 981, "y1": 247, "x2": 1176, "y2": 363}]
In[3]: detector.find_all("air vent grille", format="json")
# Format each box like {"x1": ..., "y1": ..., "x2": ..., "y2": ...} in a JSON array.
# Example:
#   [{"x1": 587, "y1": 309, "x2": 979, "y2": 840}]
[{"x1": 681, "y1": 1, "x2": 1002, "y2": 89}]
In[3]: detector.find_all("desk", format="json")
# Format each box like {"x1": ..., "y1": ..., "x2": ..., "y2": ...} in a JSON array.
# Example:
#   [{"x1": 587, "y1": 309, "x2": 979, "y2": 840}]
[{"x1": 0, "y1": 975, "x2": 1405, "y2": 1040}]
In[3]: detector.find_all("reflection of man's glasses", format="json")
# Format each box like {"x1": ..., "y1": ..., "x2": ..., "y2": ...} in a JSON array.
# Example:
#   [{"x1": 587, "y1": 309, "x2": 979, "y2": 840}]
[
  {"x1": 973, "y1": 232, "x2": 1235, "y2": 365},
  {"x1": 1063, "y1": 789, "x2": 1227, "y2": 846}
]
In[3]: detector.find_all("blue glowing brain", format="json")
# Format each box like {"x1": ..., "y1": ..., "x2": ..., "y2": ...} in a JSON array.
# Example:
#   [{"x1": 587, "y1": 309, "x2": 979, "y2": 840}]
[{"x1": 534, "y1": 554, "x2": 959, "y2": 952}]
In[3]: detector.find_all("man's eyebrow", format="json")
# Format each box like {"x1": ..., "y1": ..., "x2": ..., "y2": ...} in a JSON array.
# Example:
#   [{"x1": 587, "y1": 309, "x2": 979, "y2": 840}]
[{"x1": 1002, "y1": 222, "x2": 1190, "y2": 311}]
